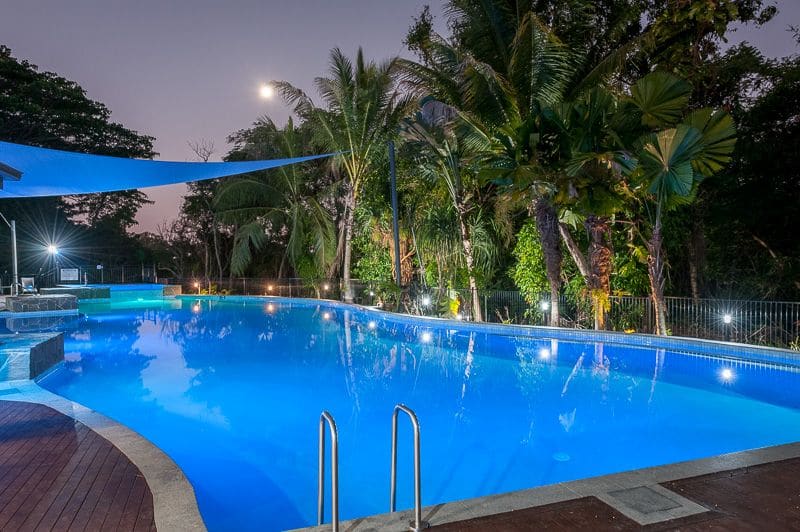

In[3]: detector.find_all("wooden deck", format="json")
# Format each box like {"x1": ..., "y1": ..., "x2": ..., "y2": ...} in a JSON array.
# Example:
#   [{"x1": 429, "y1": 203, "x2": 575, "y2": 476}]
[
  {"x1": 0, "y1": 400, "x2": 155, "y2": 531},
  {"x1": 432, "y1": 457, "x2": 800, "y2": 530}
]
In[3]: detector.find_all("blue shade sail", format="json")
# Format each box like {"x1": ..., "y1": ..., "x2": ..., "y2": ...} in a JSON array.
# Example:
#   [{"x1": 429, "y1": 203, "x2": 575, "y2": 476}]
[{"x1": 0, "y1": 141, "x2": 333, "y2": 197}]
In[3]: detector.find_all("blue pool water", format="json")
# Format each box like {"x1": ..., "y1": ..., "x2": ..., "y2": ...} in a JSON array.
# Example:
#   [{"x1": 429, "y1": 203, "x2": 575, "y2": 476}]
[{"x1": 9, "y1": 297, "x2": 800, "y2": 530}]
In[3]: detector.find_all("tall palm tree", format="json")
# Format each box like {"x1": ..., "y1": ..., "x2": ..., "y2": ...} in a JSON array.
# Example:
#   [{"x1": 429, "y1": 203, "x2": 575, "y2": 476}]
[
  {"x1": 275, "y1": 48, "x2": 414, "y2": 300},
  {"x1": 594, "y1": 72, "x2": 737, "y2": 334},
  {"x1": 401, "y1": 100, "x2": 496, "y2": 320},
  {"x1": 215, "y1": 117, "x2": 336, "y2": 278},
  {"x1": 399, "y1": 16, "x2": 575, "y2": 325}
]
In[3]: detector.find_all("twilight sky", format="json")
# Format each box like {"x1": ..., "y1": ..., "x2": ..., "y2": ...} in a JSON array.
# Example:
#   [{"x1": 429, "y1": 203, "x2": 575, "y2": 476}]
[{"x1": 1, "y1": 0, "x2": 798, "y2": 233}]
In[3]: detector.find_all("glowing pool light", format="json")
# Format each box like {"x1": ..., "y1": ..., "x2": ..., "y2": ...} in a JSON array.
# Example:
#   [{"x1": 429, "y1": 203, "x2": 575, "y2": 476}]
[
  {"x1": 720, "y1": 368, "x2": 735, "y2": 382},
  {"x1": 367, "y1": 321, "x2": 377, "y2": 330},
  {"x1": 420, "y1": 331, "x2": 433, "y2": 343}
]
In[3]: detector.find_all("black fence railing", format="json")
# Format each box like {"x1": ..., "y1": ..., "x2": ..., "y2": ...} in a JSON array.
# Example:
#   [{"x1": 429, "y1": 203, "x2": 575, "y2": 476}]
[
  {"x1": 6, "y1": 269, "x2": 797, "y2": 350},
  {"x1": 160, "y1": 277, "x2": 799, "y2": 350}
]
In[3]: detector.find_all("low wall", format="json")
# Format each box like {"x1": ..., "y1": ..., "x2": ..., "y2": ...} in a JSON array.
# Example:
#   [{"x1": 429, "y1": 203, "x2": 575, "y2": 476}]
[
  {"x1": 40, "y1": 286, "x2": 111, "y2": 300},
  {"x1": 0, "y1": 332, "x2": 64, "y2": 381},
  {"x1": 5, "y1": 295, "x2": 78, "y2": 312}
]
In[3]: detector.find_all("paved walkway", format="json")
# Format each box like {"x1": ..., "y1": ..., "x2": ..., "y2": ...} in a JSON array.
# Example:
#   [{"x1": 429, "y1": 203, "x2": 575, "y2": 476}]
[
  {"x1": 432, "y1": 457, "x2": 800, "y2": 530},
  {"x1": 0, "y1": 400, "x2": 156, "y2": 531}
]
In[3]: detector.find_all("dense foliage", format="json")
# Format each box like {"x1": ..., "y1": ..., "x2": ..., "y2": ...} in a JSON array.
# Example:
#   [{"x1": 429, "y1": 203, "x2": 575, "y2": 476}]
[
  {"x1": 0, "y1": 45, "x2": 156, "y2": 276},
  {"x1": 2, "y1": 1, "x2": 797, "y2": 334}
]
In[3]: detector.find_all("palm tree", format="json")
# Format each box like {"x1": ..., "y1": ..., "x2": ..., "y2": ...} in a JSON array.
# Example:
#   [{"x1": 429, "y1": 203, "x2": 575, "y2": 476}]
[
  {"x1": 215, "y1": 117, "x2": 336, "y2": 278},
  {"x1": 399, "y1": 15, "x2": 575, "y2": 325},
  {"x1": 545, "y1": 87, "x2": 629, "y2": 329},
  {"x1": 275, "y1": 48, "x2": 414, "y2": 300},
  {"x1": 401, "y1": 100, "x2": 496, "y2": 320},
  {"x1": 613, "y1": 72, "x2": 736, "y2": 334}
]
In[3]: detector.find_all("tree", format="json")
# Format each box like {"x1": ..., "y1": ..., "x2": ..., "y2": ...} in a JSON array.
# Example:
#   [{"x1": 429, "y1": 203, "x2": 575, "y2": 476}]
[
  {"x1": 275, "y1": 48, "x2": 414, "y2": 300},
  {"x1": 0, "y1": 45, "x2": 156, "y2": 272},
  {"x1": 401, "y1": 101, "x2": 492, "y2": 320},
  {"x1": 215, "y1": 117, "x2": 336, "y2": 278},
  {"x1": 621, "y1": 73, "x2": 737, "y2": 334}
]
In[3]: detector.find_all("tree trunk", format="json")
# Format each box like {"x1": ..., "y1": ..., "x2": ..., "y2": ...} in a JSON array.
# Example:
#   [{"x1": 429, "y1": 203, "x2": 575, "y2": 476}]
[
  {"x1": 559, "y1": 223, "x2": 590, "y2": 280},
  {"x1": 647, "y1": 208, "x2": 668, "y2": 335},
  {"x1": 456, "y1": 203, "x2": 482, "y2": 322},
  {"x1": 586, "y1": 215, "x2": 613, "y2": 330},
  {"x1": 342, "y1": 191, "x2": 356, "y2": 302},
  {"x1": 534, "y1": 198, "x2": 561, "y2": 326},
  {"x1": 212, "y1": 216, "x2": 224, "y2": 284},
  {"x1": 687, "y1": 212, "x2": 705, "y2": 303}
]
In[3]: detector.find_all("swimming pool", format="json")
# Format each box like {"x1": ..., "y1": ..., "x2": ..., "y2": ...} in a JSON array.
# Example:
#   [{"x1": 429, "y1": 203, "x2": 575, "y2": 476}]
[{"x1": 12, "y1": 296, "x2": 800, "y2": 530}]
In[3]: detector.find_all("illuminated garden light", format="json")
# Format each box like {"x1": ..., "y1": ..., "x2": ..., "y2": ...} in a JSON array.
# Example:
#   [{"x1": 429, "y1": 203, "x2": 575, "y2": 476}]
[
  {"x1": 369, "y1": 290, "x2": 375, "y2": 297},
  {"x1": 267, "y1": 284, "x2": 274, "y2": 292},
  {"x1": 323, "y1": 283, "x2": 330, "y2": 291},
  {"x1": 47, "y1": 244, "x2": 59, "y2": 255},
  {"x1": 455, "y1": 313, "x2": 463, "y2": 321},
  {"x1": 540, "y1": 301, "x2": 550, "y2": 311},
  {"x1": 722, "y1": 313, "x2": 732, "y2": 325},
  {"x1": 421, "y1": 295, "x2": 431, "y2": 307}
]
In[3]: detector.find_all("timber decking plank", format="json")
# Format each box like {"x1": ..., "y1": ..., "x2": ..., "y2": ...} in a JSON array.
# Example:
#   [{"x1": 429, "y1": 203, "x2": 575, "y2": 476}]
[{"x1": 0, "y1": 401, "x2": 156, "y2": 532}]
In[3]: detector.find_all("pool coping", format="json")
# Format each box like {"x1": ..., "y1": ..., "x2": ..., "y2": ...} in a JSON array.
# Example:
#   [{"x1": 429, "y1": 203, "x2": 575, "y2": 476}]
[
  {"x1": 291, "y1": 440, "x2": 800, "y2": 531},
  {"x1": 0, "y1": 376, "x2": 207, "y2": 531}
]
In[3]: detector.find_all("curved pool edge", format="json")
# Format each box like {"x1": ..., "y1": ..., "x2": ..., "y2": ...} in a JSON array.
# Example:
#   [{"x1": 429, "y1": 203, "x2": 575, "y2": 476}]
[
  {"x1": 176, "y1": 295, "x2": 800, "y2": 364},
  {"x1": 0, "y1": 377, "x2": 207, "y2": 532},
  {"x1": 292, "y1": 440, "x2": 800, "y2": 531}
]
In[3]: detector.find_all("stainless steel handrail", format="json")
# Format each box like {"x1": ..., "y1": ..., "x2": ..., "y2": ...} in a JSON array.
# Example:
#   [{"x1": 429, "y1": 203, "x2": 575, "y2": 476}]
[
  {"x1": 390, "y1": 404, "x2": 429, "y2": 531},
  {"x1": 318, "y1": 411, "x2": 339, "y2": 531}
]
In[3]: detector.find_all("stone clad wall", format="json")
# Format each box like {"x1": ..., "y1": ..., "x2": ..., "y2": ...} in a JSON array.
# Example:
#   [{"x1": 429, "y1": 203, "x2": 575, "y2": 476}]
[{"x1": 5, "y1": 295, "x2": 78, "y2": 312}]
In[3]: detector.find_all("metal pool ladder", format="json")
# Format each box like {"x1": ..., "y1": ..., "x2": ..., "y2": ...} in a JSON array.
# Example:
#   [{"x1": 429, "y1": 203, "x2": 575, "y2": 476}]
[
  {"x1": 390, "y1": 404, "x2": 430, "y2": 531},
  {"x1": 318, "y1": 411, "x2": 339, "y2": 531}
]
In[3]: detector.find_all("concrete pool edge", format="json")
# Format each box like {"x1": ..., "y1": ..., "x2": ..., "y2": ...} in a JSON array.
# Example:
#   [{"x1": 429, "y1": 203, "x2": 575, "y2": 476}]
[
  {"x1": 293, "y1": 440, "x2": 800, "y2": 531},
  {"x1": 0, "y1": 378, "x2": 207, "y2": 532}
]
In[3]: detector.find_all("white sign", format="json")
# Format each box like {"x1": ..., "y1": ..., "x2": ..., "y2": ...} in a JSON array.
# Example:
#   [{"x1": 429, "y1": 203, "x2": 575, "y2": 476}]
[{"x1": 60, "y1": 268, "x2": 80, "y2": 281}]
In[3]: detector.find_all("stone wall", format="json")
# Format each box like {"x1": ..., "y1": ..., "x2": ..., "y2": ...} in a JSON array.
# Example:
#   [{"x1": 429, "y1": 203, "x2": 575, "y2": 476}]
[{"x1": 5, "y1": 295, "x2": 78, "y2": 312}]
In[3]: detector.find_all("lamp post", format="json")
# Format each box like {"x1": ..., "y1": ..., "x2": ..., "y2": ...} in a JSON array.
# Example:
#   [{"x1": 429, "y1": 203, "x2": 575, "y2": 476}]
[
  {"x1": 0, "y1": 212, "x2": 19, "y2": 296},
  {"x1": 47, "y1": 244, "x2": 59, "y2": 287},
  {"x1": 388, "y1": 140, "x2": 402, "y2": 288}
]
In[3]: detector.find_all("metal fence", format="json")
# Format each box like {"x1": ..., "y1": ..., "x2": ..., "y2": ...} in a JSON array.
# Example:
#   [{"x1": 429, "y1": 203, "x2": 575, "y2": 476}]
[
  {"x1": 162, "y1": 277, "x2": 799, "y2": 349},
  {"x1": 8, "y1": 268, "x2": 797, "y2": 349}
]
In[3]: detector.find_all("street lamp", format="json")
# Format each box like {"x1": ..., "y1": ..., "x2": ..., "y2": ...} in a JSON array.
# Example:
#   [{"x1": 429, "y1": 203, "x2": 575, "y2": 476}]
[{"x1": 46, "y1": 243, "x2": 61, "y2": 286}]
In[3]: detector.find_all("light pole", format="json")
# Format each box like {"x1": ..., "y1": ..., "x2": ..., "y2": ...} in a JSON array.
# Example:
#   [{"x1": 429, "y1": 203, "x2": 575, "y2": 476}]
[
  {"x1": 388, "y1": 140, "x2": 402, "y2": 288},
  {"x1": 47, "y1": 244, "x2": 59, "y2": 287},
  {"x1": 0, "y1": 212, "x2": 19, "y2": 296}
]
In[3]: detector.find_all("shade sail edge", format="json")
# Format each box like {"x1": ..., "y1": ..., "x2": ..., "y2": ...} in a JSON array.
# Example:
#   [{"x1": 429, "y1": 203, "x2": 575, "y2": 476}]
[{"x1": 0, "y1": 141, "x2": 336, "y2": 198}]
